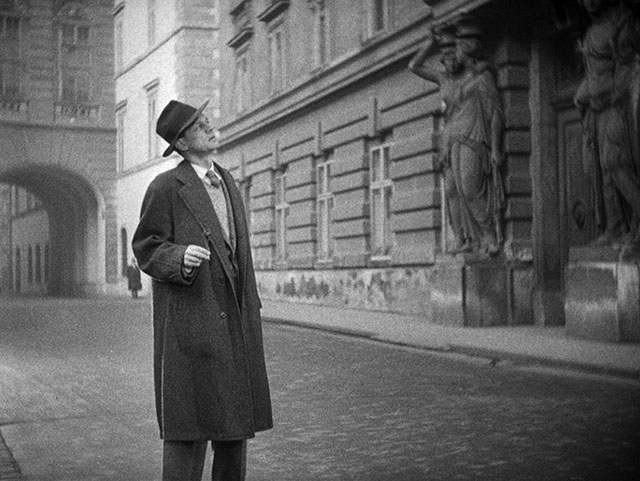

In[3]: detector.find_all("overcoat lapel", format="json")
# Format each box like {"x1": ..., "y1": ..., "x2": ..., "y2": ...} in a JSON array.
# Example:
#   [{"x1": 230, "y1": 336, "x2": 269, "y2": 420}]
[
  {"x1": 216, "y1": 164, "x2": 250, "y2": 295},
  {"x1": 175, "y1": 161, "x2": 237, "y2": 287}
]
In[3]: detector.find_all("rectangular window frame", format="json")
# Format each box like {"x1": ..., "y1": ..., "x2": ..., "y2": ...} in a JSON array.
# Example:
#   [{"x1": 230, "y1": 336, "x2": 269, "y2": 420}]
[
  {"x1": 145, "y1": 83, "x2": 159, "y2": 160},
  {"x1": 241, "y1": 178, "x2": 252, "y2": 232},
  {"x1": 116, "y1": 102, "x2": 126, "y2": 172},
  {"x1": 312, "y1": 0, "x2": 330, "y2": 68},
  {"x1": 0, "y1": 13, "x2": 22, "y2": 98},
  {"x1": 234, "y1": 47, "x2": 251, "y2": 113},
  {"x1": 147, "y1": 0, "x2": 157, "y2": 48},
  {"x1": 369, "y1": 141, "x2": 393, "y2": 260},
  {"x1": 368, "y1": 0, "x2": 389, "y2": 37},
  {"x1": 114, "y1": 11, "x2": 123, "y2": 71},
  {"x1": 35, "y1": 244, "x2": 42, "y2": 284},
  {"x1": 274, "y1": 170, "x2": 289, "y2": 264},
  {"x1": 268, "y1": 25, "x2": 284, "y2": 94},
  {"x1": 57, "y1": 22, "x2": 93, "y2": 106},
  {"x1": 316, "y1": 151, "x2": 334, "y2": 263}
]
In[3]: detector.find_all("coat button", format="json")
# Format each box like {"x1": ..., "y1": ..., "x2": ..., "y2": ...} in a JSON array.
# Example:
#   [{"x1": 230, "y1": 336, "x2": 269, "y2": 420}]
[{"x1": 219, "y1": 312, "x2": 227, "y2": 319}]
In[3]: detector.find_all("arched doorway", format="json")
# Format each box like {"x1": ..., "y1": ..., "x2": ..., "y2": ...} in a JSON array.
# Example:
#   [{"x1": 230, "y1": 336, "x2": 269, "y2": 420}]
[{"x1": 0, "y1": 165, "x2": 106, "y2": 296}]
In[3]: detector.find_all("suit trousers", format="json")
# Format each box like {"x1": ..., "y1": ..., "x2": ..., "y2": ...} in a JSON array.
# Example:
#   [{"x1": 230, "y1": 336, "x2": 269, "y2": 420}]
[{"x1": 162, "y1": 439, "x2": 247, "y2": 481}]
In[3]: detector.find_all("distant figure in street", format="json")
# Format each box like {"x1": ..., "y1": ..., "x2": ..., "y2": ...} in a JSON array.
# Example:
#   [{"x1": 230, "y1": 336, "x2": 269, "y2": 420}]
[
  {"x1": 132, "y1": 99, "x2": 272, "y2": 481},
  {"x1": 126, "y1": 258, "x2": 142, "y2": 298}
]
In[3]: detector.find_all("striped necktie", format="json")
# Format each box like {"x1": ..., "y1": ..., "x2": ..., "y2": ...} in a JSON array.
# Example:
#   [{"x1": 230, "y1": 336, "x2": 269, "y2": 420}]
[{"x1": 206, "y1": 169, "x2": 221, "y2": 188}]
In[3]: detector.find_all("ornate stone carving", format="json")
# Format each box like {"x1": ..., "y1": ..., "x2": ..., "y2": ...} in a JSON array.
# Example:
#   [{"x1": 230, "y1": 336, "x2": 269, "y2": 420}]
[
  {"x1": 574, "y1": 0, "x2": 640, "y2": 257},
  {"x1": 409, "y1": 16, "x2": 505, "y2": 256}
]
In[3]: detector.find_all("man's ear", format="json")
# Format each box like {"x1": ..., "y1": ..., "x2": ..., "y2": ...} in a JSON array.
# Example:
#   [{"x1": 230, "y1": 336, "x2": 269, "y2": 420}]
[{"x1": 175, "y1": 137, "x2": 189, "y2": 151}]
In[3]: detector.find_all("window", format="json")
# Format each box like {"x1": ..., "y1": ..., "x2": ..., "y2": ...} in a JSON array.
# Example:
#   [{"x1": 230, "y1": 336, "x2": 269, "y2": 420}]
[
  {"x1": 211, "y1": 0, "x2": 218, "y2": 25},
  {"x1": 228, "y1": 1, "x2": 254, "y2": 111},
  {"x1": 268, "y1": 26, "x2": 284, "y2": 93},
  {"x1": 317, "y1": 151, "x2": 334, "y2": 261},
  {"x1": 0, "y1": 3, "x2": 22, "y2": 98},
  {"x1": 146, "y1": 83, "x2": 159, "y2": 159},
  {"x1": 14, "y1": 246, "x2": 20, "y2": 292},
  {"x1": 35, "y1": 244, "x2": 41, "y2": 283},
  {"x1": 56, "y1": 4, "x2": 93, "y2": 108},
  {"x1": 61, "y1": 72, "x2": 90, "y2": 104},
  {"x1": 275, "y1": 170, "x2": 289, "y2": 263},
  {"x1": 212, "y1": 88, "x2": 220, "y2": 119},
  {"x1": 369, "y1": 141, "x2": 393, "y2": 258},
  {"x1": 116, "y1": 102, "x2": 126, "y2": 171},
  {"x1": 120, "y1": 227, "x2": 128, "y2": 276},
  {"x1": 114, "y1": 8, "x2": 124, "y2": 71},
  {"x1": 27, "y1": 245, "x2": 32, "y2": 284},
  {"x1": 147, "y1": 0, "x2": 157, "y2": 47},
  {"x1": 311, "y1": 0, "x2": 329, "y2": 67},
  {"x1": 369, "y1": 0, "x2": 388, "y2": 36},
  {"x1": 12, "y1": 186, "x2": 19, "y2": 215},
  {"x1": 241, "y1": 178, "x2": 252, "y2": 232},
  {"x1": 44, "y1": 243, "x2": 49, "y2": 283},
  {"x1": 234, "y1": 49, "x2": 250, "y2": 112}
]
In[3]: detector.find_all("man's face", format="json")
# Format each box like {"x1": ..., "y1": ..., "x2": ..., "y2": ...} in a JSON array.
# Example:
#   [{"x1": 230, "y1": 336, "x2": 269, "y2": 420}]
[{"x1": 179, "y1": 115, "x2": 218, "y2": 154}]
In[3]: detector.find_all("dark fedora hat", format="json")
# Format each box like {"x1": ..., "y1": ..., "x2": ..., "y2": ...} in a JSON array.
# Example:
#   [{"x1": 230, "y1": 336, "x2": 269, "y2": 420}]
[{"x1": 156, "y1": 99, "x2": 209, "y2": 157}]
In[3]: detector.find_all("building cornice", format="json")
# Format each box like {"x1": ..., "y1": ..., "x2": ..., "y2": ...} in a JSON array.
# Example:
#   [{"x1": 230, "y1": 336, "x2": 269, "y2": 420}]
[
  {"x1": 218, "y1": 0, "x2": 492, "y2": 149},
  {"x1": 0, "y1": 120, "x2": 115, "y2": 134},
  {"x1": 114, "y1": 25, "x2": 218, "y2": 80},
  {"x1": 118, "y1": 155, "x2": 178, "y2": 179}
]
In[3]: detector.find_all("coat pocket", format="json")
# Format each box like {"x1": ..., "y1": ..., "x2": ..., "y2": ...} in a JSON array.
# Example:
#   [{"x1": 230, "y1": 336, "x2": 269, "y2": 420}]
[{"x1": 172, "y1": 298, "x2": 216, "y2": 358}]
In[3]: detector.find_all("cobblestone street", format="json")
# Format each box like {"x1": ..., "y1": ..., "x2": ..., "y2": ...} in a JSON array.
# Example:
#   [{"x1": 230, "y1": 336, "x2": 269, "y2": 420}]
[{"x1": 0, "y1": 298, "x2": 639, "y2": 480}]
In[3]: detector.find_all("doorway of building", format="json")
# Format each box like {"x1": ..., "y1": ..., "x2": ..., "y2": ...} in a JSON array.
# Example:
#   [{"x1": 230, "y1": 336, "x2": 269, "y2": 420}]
[{"x1": 552, "y1": 34, "x2": 597, "y2": 288}]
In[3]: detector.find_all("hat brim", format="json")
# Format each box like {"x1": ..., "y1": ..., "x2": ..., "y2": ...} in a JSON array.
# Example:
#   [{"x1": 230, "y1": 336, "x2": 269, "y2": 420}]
[{"x1": 162, "y1": 100, "x2": 210, "y2": 157}]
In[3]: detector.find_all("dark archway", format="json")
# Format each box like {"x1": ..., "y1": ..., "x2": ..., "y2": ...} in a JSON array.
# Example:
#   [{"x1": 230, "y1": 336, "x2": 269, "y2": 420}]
[{"x1": 0, "y1": 165, "x2": 105, "y2": 296}]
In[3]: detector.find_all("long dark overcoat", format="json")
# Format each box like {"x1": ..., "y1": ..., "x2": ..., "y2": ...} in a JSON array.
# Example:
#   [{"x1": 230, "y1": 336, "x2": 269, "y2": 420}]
[{"x1": 132, "y1": 159, "x2": 273, "y2": 441}]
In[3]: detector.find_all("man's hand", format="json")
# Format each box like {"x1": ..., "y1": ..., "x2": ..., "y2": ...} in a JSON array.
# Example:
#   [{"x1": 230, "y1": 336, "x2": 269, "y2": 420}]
[{"x1": 183, "y1": 245, "x2": 211, "y2": 273}]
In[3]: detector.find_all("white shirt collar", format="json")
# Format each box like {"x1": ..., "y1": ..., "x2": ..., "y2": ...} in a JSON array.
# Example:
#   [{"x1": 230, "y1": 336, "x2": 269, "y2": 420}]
[{"x1": 189, "y1": 161, "x2": 221, "y2": 182}]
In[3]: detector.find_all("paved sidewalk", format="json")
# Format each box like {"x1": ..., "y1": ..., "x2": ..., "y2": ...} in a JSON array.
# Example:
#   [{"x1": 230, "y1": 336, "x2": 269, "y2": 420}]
[{"x1": 261, "y1": 299, "x2": 640, "y2": 380}]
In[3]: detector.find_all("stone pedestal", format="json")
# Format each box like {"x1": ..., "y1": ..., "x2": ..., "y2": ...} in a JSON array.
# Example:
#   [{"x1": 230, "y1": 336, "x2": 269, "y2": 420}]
[
  {"x1": 431, "y1": 256, "x2": 465, "y2": 326},
  {"x1": 431, "y1": 254, "x2": 534, "y2": 327},
  {"x1": 565, "y1": 247, "x2": 640, "y2": 343},
  {"x1": 465, "y1": 255, "x2": 509, "y2": 327}
]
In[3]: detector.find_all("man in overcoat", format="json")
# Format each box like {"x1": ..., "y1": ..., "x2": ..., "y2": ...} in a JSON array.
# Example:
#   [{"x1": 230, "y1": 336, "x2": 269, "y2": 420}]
[
  {"x1": 126, "y1": 258, "x2": 142, "y2": 298},
  {"x1": 132, "y1": 99, "x2": 273, "y2": 481}
]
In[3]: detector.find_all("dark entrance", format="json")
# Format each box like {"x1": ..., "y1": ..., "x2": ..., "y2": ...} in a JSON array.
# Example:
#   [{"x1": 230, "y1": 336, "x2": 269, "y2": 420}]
[{"x1": 552, "y1": 34, "x2": 597, "y2": 289}]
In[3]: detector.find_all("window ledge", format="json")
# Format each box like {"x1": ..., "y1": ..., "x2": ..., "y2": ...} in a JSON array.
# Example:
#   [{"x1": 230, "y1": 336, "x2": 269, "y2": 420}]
[
  {"x1": 257, "y1": 0, "x2": 290, "y2": 23},
  {"x1": 227, "y1": 26, "x2": 254, "y2": 49},
  {"x1": 54, "y1": 102, "x2": 100, "y2": 122}
]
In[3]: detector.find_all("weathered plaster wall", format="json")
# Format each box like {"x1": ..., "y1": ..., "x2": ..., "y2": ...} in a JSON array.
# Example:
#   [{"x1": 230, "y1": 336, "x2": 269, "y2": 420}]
[{"x1": 257, "y1": 267, "x2": 436, "y2": 319}]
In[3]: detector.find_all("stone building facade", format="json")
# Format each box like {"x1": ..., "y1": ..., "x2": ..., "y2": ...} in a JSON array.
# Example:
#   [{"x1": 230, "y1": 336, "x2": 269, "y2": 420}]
[
  {"x1": 0, "y1": 0, "x2": 117, "y2": 296},
  {"x1": 113, "y1": 0, "x2": 221, "y2": 295},
  {"x1": 3, "y1": 186, "x2": 49, "y2": 295},
  {"x1": 217, "y1": 0, "x2": 532, "y2": 316},
  {"x1": 212, "y1": 0, "x2": 639, "y2": 341}
]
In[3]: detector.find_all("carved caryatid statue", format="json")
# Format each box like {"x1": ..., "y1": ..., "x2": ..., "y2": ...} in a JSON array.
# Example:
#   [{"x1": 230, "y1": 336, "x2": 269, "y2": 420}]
[
  {"x1": 409, "y1": 25, "x2": 469, "y2": 253},
  {"x1": 410, "y1": 17, "x2": 505, "y2": 256},
  {"x1": 574, "y1": 0, "x2": 640, "y2": 256}
]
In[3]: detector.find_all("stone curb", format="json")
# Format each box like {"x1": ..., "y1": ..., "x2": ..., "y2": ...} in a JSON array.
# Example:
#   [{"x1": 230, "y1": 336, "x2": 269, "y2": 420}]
[{"x1": 263, "y1": 317, "x2": 640, "y2": 381}]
